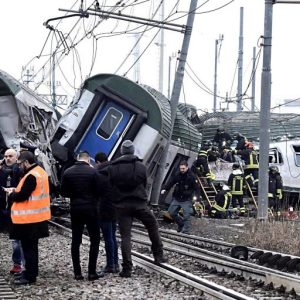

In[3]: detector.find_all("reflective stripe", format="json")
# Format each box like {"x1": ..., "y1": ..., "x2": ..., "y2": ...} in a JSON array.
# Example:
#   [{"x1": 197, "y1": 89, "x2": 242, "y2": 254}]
[
  {"x1": 246, "y1": 152, "x2": 259, "y2": 169},
  {"x1": 214, "y1": 204, "x2": 226, "y2": 211},
  {"x1": 268, "y1": 193, "x2": 273, "y2": 198},
  {"x1": 11, "y1": 206, "x2": 50, "y2": 216},
  {"x1": 29, "y1": 193, "x2": 50, "y2": 201},
  {"x1": 198, "y1": 150, "x2": 208, "y2": 157}
]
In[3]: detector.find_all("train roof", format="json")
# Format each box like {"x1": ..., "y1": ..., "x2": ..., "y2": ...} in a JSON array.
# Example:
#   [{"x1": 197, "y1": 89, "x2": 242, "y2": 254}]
[
  {"x1": 82, "y1": 74, "x2": 201, "y2": 151},
  {"x1": 194, "y1": 111, "x2": 300, "y2": 142},
  {"x1": 0, "y1": 69, "x2": 57, "y2": 116}
]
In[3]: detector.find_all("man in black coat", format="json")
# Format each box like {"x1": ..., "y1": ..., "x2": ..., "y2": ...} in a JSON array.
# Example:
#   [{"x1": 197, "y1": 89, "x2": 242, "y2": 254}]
[
  {"x1": 0, "y1": 148, "x2": 23, "y2": 274},
  {"x1": 95, "y1": 152, "x2": 119, "y2": 275},
  {"x1": 109, "y1": 140, "x2": 167, "y2": 278},
  {"x1": 161, "y1": 161, "x2": 199, "y2": 234},
  {"x1": 60, "y1": 151, "x2": 102, "y2": 281}
]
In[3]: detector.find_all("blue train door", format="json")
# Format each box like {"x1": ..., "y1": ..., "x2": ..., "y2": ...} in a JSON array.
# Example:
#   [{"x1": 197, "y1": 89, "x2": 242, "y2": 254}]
[{"x1": 76, "y1": 100, "x2": 134, "y2": 160}]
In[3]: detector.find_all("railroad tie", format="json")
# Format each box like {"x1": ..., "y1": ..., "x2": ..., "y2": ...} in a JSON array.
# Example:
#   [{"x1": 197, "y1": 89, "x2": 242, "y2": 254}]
[{"x1": 0, "y1": 278, "x2": 18, "y2": 299}]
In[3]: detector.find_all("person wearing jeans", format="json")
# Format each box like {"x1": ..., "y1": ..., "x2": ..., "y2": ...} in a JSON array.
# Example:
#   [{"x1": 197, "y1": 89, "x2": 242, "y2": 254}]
[
  {"x1": 11, "y1": 240, "x2": 24, "y2": 273},
  {"x1": 95, "y1": 152, "x2": 119, "y2": 274},
  {"x1": 161, "y1": 160, "x2": 200, "y2": 234},
  {"x1": 0, "y1": 149, "x2": 23, "y2": 274}
]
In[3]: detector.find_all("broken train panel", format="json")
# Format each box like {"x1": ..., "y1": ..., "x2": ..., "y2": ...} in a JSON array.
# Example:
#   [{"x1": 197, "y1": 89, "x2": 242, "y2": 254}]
[{"x1": 0, "y1": 69, "x2": 58, "y2": 184}]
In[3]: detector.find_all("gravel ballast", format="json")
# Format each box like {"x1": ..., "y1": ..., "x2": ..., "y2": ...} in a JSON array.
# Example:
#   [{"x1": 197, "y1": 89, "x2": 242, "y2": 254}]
[{"x1": 0, "y1": 229, "x2": 205, "y2": 300}]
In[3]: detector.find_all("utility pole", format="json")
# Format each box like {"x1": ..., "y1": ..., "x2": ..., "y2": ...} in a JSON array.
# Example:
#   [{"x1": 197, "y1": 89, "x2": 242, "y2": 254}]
[
  {"x1": 51, "y1": 51, "x2": 57, "y2": 109},
  {"x1": 158, "y1": 1, "x2": 165, "y2": 93},
  {"x1": 237, "y1": 7, "x2": 244, "y2": 111},
  {"x1": 213, "y1": 34, "x2": 223, "y2": 112},
  {"x1": 251, "y1": 47, "x2": 256, "y2": 111},
  {"x1": 21, "y1": 67, "x2": 34, "y2": 87},
  {"x1": 150, "y1": 0, "x2": 198, "y2": 206},
  {"x1": 168, "y1": 55, "x2": 172, "y2": 99},
  {"x1": 258, "y1": 0, "x2": 273, "y2": 219},
  {"x1": 133, "y1": 33, "x2": 141, "y2": 83}
]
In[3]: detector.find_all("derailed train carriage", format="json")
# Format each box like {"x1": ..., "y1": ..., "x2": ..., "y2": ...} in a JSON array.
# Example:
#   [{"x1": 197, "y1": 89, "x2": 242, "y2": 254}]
[
  {"x1": 50, "y1": 73, "x2": 202, "y2": 203},
  {"x1": 0, "y1": 69, "x2": 58, "y2": 185}
]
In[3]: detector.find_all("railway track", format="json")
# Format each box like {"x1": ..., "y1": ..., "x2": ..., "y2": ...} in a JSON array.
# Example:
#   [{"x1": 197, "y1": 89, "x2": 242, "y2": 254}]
[
  {"x1": 131, "y1": 225, "x2": 300, "y2": 297},
  {"x1": 0, "y1": 277, "x2": 18, "y2": 299},
  {"x1": 49, "y1": 220, "x2": 255, "y2": 300},
  {"x1": 134, "y1": 222, "x2": 300, "y2": 273}
]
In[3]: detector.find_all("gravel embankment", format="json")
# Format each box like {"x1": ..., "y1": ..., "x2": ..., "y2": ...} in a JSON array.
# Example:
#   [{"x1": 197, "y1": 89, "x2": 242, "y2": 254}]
[{"x1": 0, "y1": 229, "x2": 204, "y2": 300}]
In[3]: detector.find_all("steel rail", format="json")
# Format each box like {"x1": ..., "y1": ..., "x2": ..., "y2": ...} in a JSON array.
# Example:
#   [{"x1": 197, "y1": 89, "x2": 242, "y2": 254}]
[
  {"x1": 49, "y1": 220, "x2": 253, "y2": 300},
  {"x1": 133, "y1": 222, "x2": 300, "y2": 260},
  {"x1": 131, "y1": 228, "x2": 300, "y2": 295}
]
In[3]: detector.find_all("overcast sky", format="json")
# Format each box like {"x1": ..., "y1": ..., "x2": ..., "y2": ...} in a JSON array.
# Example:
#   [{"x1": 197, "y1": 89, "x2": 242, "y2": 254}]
[{"x1": 1, "y1": 0, "x2": 300, "y2": 114}]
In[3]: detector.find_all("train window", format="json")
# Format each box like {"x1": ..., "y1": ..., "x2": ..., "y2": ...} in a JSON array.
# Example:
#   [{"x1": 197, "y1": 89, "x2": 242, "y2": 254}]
[
  {"x1": 269, "y1": 148, "x2": 283, "y2": 164},
  {"x1": 96, "y1": 108, "x2": 122, "y2": 140},
  {"x1": 292, "y1": 145, "x2": 300, "y2": 166}
]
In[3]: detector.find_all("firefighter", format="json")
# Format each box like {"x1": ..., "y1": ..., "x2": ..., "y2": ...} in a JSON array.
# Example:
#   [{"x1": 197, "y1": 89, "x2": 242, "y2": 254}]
[
  {"x1": 213, "y1": 127, "x2": 232, "y2": 150},
  {"x1": 208, "y1": 185, "x2": 231, "y2": 219},
  {"x1": 235, "y1": 141, "x2": 259, "y2": 188},
  {"x1": 233, "y1": 132, "x2": 247, "y2": 151},
  {"x1": 192, "y1": 142, "x2": 214, "y2": 185},
  {"x1": 268, "y1": 165, "x2": 283, "y2": 216},
  {"x1": 228, "y1": 163, "x2": 245, "y2": 215}
]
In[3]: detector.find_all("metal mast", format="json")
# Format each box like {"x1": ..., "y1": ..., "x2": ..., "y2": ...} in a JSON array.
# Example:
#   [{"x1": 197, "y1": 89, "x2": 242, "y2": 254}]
[
  {"x1": 251, "y1": 47, "x2": 256, "y2": 111},
  {"x1": 158, "y1": 1, "x2": 165, "y2": 93},
  {"x1": 237, "y1": 7, "x2": 244, "y2": 111},
  {"x1": 133, "y1": 33, "x2": 141, "y2": 82},
  {"x1": 257, "y1": 0, "x2": 274, "y2": 219},
  {"x1": 213, "y1": 34, "x2": 223, "y2": 112},
  {"x1": 150, "y1": 0, "x2": 198, "y2": 206}
]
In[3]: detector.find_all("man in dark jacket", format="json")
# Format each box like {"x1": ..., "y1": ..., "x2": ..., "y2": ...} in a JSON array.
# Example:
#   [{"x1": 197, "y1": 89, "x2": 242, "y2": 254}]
[
  {"x1": 213, "y1": 128, "x2": 232, "y2": 150},
  {"x1": 95, "y1": 152, "x2": 119, "y2": 275},
  {"x1": 61, "y1": 151, "x2": 102, "y2": 281},
  {"x1": 109, "y1": 140, "x2": 167, "y2": 278},
  {"x1": 0, "y1": 148, "x2": 24, "y2": 274},
  {"x1": 8, "y1": 151, "x2": 50, "y2": 285},
  {"x1": 162, "y1": 161, "x2": 199, "y2": 234},
  {"x1": 233, "y1": 132, "x2": 247, "y2": 151}
]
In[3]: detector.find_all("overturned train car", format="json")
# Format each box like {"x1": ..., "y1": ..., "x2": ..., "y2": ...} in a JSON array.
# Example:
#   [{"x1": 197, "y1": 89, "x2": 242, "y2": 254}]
[
  {"x1": 51, "y1": 73, "x2": 202, "y2": 202},
  {"x1": 0, "y1": 69, "x2": 58, "y2": 184}
]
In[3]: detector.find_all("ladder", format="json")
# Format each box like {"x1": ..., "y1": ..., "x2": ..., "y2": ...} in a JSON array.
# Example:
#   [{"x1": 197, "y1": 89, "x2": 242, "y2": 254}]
[
  {"x1": 245, "y1": 181, "x2": 258, "y2": 210},
  {"x1": 197, "y1": 176, "x2": 217, "y2": 207}
]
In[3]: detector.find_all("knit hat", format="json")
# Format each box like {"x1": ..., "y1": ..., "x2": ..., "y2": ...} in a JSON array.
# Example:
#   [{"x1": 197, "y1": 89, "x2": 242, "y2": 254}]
[{"x1": 120, "y1": 140, "x2": 135, "y2": 155}]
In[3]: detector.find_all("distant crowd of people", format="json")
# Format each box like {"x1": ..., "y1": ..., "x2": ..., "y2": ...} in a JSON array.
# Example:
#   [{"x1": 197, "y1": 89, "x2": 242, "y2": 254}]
[{"x1": 162, "y1": 128, "x2": 283, "y2": 232}]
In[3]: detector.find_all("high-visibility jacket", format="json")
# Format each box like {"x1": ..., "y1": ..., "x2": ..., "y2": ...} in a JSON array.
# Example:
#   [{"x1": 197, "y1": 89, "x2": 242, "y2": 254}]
[
  {"x1": 11, "y1": 165, "x2": 51, "y2": 224},
  {"x1": 237, "y1": 149, "x2": 259, "y2": 169},
  {"x1": 228, "y1": 172, "x2": 244, "y2": 195}
]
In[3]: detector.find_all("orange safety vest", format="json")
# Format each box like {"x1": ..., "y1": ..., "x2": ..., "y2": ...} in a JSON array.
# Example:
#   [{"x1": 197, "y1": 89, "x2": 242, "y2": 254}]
[{"x1": 11, "y1": 165, "x2": 51, "y2": 224}]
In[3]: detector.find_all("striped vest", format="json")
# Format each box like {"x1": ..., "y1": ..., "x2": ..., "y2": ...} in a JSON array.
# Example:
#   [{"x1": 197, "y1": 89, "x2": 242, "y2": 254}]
[{"x1": 11, "y1": 165, "x2": 51, "y2": 224}]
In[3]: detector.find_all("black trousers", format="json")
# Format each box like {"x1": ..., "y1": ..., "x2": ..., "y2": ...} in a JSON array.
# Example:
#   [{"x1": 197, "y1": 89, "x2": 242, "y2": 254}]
[
  {"x1": 232, "y1": 195, "x2": 244, "y2": 208},
  {"x1": 70, "y1": 209, "x2": 100, "y2": 275},
  {"x1": 21, "y1": 238, "x2": 39, "y2": 281},
  {"x1": 116, "y1": 203, "x2": 163, "y2": 271}
]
